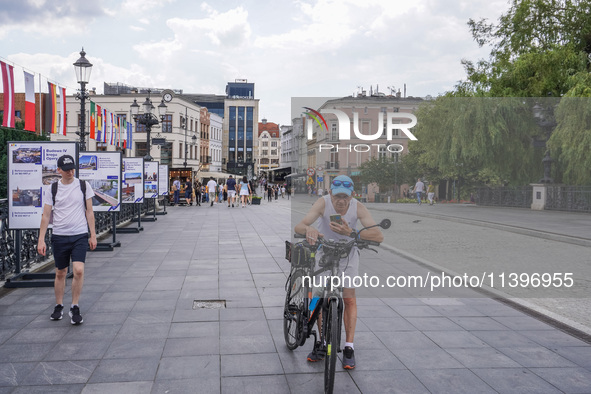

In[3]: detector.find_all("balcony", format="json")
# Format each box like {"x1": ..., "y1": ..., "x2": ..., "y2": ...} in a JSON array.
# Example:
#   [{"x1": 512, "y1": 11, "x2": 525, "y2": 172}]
[{"x1": 325, "y1": 161, "x2": 339, "y2": 169}]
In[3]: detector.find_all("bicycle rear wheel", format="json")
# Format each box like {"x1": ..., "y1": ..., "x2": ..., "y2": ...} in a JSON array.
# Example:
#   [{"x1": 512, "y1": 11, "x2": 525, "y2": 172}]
[
  {"x1": 283, "y1": 268, "x2": 307, "y2": 350},
  {"x1": 324, "y1": 299, "x2": 339, "y2": 394}
]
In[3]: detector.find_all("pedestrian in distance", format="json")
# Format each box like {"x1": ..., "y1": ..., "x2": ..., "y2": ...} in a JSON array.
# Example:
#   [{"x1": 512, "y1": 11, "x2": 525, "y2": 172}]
[
  {"x1": 294, "y1": 175, "x2": 383, "y2": 369},
  {"x1": 207, "y1": 177, "x2": 217, "y2": 207},
  {"x1": 37, "y1": 155, "x2": 97, "y2": 325},
  {"x1": 267, "y1": 185, "x2": 273, "y2": 202},
  {"x1": 427, "y1": 181, "x2": 435, "y2": 205},
  {"x1": 226, "y1": 175, "x2": 237, "y2": 207},
  {"x1": 412, "y1": 178, "x2": 425, "y2": 205},
  {"x1": 173, "y1": 177, "x2": 181, "y2": 206},
  {"x1": 194, "y1": 180, "x2": 202, "y2": 206},
  {"x1": 184, "y1": 179, "x2": 193, "y2": 206},
  {"x1": 239, "y1": 176, "x2": 251, "y2": 208}
]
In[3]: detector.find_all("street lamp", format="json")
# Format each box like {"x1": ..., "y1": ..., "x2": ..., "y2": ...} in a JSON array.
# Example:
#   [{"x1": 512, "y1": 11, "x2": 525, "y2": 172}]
[
  {"x1": 73, "y1": 48, "x2": 93, "y2": 151},
  {"x1": 130, "y1": 90, "x2": 167, "y2": 161},
  {"x1": 182, "y1": 109, "x2": 188, "y2": 167}
]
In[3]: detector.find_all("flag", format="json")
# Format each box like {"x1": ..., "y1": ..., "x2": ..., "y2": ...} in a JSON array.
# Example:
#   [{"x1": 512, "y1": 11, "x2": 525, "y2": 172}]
[
  {"x1": 47, "y1": 82, "x2": 58, "y2": 134},
  {"x1": 116, "y1": 115, "x2": 120, "y2": 148},
  {"x1": 1, "y1": 61, "x2": 15, "y2": 128},
  {"x1": 122, "y1": 118, "x2": 127, "y2": 149},
  {"x1": 110, "y1": 112, "x2": 115, "y2": 145},
  {"x1": 96, "y1": 104, "x2": 102, "y2": 142},
  {"x1": 89, "y1": 101, "x2": 96, "y2": 139},
  {"x1": 23, "y1": 71, "x2": 35, "y2": 131},
  {"x1": 127, "y1": 119, "x2": 132, "y2": 150},
  {"x1": 60, "y1": 86, "x2": 67, "y2": 136},
  {"x1": 102, "y1": 108, "x2": 107, "y2": 142}
]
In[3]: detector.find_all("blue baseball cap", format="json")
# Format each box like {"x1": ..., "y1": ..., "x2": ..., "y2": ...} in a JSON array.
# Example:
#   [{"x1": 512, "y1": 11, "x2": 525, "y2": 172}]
[{"x1": 330, "y1": 175, "x2": 354, "y2": 196}]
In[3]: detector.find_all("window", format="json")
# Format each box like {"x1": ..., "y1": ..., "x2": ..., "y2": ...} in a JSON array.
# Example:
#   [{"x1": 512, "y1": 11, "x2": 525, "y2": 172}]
[
  {"x1": 262, "y1": 149, "x2": 268, "y2": 156},
  {"x1": 262, "y1": 141, "x2": 268, "y2": 147},
  {"x1": 161, "y1": 142, "x2": 172, "y2": 165},
  {"x1": 271, "y1": 149, "x2": 277, "y2": 156},
  {"x1": 271, "y1": 141, "x2": 277, "y2": 147},
  {"x1": 162, "y1": 114, "x2": 172, "y2": 133},
  {"x1": 330, "y1": 122, "x2": 338, "y2": 141},
  {"x1": 136, "y1": 142, "x2": 147, "y2": 158}
]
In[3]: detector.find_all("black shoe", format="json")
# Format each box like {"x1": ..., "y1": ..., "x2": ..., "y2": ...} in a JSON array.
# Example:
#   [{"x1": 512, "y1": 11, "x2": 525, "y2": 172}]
[
  {"x1": 50, "y1": 304, "x2": 64, "y2": 320},
  {"x1": 307, "y1": 342, "x2": 325, "y2": 362},
  {"x1": 69, "y1": 306, "x2": 83, "y2": 325},
  {"x1": 342, "y1": 346, "x2": 355, "y2": 369},
  {"x1": 211, "y1": 202, "x2": 213, "y2": 207}
]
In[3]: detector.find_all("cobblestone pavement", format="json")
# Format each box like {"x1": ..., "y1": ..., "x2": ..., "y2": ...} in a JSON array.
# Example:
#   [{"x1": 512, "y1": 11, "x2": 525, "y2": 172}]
[{"x1": 1, "y1": 196, "x2": 590, "y2": 393}]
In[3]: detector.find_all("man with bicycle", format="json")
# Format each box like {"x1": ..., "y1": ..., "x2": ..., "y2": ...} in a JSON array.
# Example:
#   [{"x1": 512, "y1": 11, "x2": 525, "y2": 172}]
[{"x1": 294, "y1": 175, "x2": 383, "y2": 369}]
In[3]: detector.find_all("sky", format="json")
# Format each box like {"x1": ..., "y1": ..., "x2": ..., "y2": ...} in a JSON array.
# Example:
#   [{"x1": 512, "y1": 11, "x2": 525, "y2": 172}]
[{"x1": 0, "y1": 0, "x2": 508, "y2": 125}]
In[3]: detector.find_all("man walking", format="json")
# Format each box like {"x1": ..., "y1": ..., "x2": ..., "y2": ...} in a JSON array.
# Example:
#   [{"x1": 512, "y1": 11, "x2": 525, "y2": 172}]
[
  {"x1": 413, "y1": 178, "x2": 425, "y2": 205},
  {"x1": 173, "y1": 177, "x2": 181, "y2": 206},
  {"x1": 207, "y1": 177, "x2": 217, "y2": 207},
  {"x1": 37, "y1": 155, "x2": 97, "y2": 325},
  {"x1": 226, "y1": 175, "x2": 237, "y2": 207}
]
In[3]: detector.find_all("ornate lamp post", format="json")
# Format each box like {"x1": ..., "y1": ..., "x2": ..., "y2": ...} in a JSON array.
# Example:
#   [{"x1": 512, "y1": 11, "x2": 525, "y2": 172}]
[
  {"x1": 182, "y1": 109, "x2": 188, "y2": 167},
  {"x1": 73, "y1": 48, "x2": 93, "y2": 152},
  {"x1": 130, "y1": 91, "x2": 167, "y2": 161}
]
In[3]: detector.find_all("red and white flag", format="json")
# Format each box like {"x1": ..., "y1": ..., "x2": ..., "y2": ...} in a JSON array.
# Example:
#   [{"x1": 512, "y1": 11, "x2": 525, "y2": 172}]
[
  {"x1": 24, "y1": 71, "x2": 35, "y2": 131},
  {"x1": 1, "y1": 61, "x2": 15, "y2": 128},
  {"x1": 60, "y1": 86, "x2": 67, "y2": 136}
]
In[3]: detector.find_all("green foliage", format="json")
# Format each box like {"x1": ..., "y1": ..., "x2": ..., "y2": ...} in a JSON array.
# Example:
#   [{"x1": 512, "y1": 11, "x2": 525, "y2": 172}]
[
  {"x1": 549, "y1": 98, "x2": 591, "y2": 184},
  {"x1": 409, "y1": 97, "x2": 540, "y2": 186},
  {"x1": 358, "y1": 156, "x2": 405, "y2": 192},
  {"x1": 0, "y1": 127, "x2": 49, "y2": 198}
]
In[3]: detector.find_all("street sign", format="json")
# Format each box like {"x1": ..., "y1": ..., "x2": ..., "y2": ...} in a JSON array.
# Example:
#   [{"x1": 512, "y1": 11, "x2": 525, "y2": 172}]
[
  {"x1": 307, "y1": 176, "x2": 314, "y2": 185},
  {"x1": 307, "y1": 167, "x2": 315, "y2": 176},
  {"x1": 316, "y1": 166, "x2": 323, "y2": 171},
  {"x1": 317, "y1": 176, "x2": 323, "y2": 182},
  {"x1": 151, "y1": 138, "x2": 166, "y2": 145}
]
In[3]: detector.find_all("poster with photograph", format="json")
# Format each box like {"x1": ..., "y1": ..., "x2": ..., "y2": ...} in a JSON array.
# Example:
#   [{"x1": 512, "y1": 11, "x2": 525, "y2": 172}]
[
  {"x1": 78, "y1": 151, "x2": 122, "y2": 212},
  {"x1": 144, "y1": 161, "x2": 159, "y2": 199},
  {"x1": 122, "y1": 157, "x2": 145, "y2": 204},
  {"x1": 159, "y1": 164, "x2": 169, "y2": 197},
  {"x1": 7, "y1": 141, "x2": 77, "y2": 230}
]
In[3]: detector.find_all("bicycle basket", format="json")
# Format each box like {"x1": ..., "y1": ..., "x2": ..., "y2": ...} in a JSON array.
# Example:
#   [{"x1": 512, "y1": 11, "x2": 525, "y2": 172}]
[
  {"x1": 285, "y1": 240, "x2": 293, "y2": 262},
  {"x1": 291, "y1": 242, "x2": 312, "y2": 268}
]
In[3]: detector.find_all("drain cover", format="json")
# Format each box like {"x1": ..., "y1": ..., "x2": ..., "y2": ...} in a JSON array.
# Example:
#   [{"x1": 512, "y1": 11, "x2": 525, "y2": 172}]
[{"x1": 193, "y1": 300, "x2": 226, "y2": 309}]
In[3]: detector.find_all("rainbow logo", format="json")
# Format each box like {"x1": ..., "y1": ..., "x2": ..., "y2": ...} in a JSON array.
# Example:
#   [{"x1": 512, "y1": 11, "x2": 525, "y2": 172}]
[{"x1": 303, "y1": 107, "x2": 328, "y2": 131}]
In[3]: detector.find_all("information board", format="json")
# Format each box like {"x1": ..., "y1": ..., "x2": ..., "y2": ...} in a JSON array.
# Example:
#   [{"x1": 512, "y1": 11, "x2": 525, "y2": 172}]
[
  {"x1": 158, "y1": 164, "x2": 169, "y2": 197},
  {"x1": 144, "y1": 161, "x2": 159, "y2": 199},
  {"x1": 122, "y1": 157, "x2": 145, "y2": 204},
  {"x1": 7, "y1": 141, "x2": 77, "y2": 230},
  {"x1": 78, "y1": 151, "x2": 122, "y2": 212}
]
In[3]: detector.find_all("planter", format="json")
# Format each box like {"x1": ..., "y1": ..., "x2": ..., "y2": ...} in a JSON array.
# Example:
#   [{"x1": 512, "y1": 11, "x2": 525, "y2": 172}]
[{"x1": 251, "y1": 198, "x2": 262, "y2": 205}]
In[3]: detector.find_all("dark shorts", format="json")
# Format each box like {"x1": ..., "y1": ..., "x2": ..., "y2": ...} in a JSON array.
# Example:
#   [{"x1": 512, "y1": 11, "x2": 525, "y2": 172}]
[{"x1": 52, "y1": 233, "x2": 88, "y2": 270}]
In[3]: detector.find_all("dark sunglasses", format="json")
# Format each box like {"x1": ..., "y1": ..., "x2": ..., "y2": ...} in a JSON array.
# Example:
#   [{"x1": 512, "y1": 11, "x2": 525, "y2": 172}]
[{"x1": 332, "y1": 180, "x2": 353, "y2": 188}]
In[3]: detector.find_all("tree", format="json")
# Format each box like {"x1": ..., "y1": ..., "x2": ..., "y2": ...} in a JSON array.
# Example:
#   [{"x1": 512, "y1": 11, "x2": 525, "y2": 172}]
[
  {"x1": 407, "y1": 97, "x2": 541, "y2": 188},
  {"x1": 358, "y1": 155, "x2": 406, "y2": 197}
]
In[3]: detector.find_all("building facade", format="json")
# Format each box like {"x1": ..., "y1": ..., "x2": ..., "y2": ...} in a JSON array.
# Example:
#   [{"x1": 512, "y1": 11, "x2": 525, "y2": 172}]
[
  {"x1": 258, "y1": 119, "x2": 280, "y2": 173},
  {"x1": 299, "y1": 95, "x2": 422, "y2": 199}
]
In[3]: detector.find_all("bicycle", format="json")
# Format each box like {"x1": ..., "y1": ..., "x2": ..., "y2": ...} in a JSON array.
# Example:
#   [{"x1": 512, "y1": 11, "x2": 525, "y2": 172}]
[{"x1": 283, "y1": 219, "x2": 391, "y2": 394}]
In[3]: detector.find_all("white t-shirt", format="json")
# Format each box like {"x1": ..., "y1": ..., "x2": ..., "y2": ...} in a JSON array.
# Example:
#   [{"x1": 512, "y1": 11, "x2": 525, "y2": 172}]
[
  {"x1": 207, "y1": 179, "x2": 217, "y2": 193},
  {"x1": 44, "y1": 178, "x2": 94, "y2": 236}
]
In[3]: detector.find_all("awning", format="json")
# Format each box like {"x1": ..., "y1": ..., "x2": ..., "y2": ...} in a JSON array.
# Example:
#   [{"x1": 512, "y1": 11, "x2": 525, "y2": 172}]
[{"x1": 285, "y1": 173, "x2": 306, "y2": 178}]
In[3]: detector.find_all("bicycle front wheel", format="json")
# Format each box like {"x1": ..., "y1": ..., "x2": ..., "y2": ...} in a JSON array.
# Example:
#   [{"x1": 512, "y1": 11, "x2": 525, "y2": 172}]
[
  {"x1": 283, "y1": 268, "x2": 307, "y2": 350},
  {"x1": 324, "y1": 299, "x2": 339, "y2": 394}
]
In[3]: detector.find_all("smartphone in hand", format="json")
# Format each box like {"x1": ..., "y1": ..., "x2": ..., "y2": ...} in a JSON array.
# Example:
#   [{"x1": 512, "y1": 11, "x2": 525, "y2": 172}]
[{"x1": 330, "y1": 214, "x2": 341, "y2": 223}]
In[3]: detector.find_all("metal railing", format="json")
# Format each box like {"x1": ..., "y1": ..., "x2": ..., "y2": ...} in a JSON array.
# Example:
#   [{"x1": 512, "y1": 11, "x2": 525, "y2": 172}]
[
  {"x1": 0, "y1": 199, "x2": 152, "y2": 282},
  {"x1": 474, "y1": 186, "x2": 533, "y2": 208},
  {"x1": 546, "y1": 186, "x2": 591, "y2": 213}
]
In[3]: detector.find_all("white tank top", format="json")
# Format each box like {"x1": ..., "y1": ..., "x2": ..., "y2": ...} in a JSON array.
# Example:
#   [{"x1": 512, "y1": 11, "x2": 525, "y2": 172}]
[
  {"x1": 315, "y1": 195, "x2": 360, "y2": 272},
  {"x1": 317, "y1": 195, "x2": 358, "y2": 241}
]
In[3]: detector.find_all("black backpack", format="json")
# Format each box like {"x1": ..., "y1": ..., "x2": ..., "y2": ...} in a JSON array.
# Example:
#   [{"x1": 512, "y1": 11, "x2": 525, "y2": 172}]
[{"x1": 51, "y1": 180, "x2": 87, "y2": 210}]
